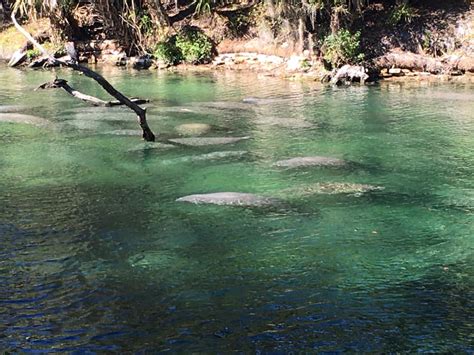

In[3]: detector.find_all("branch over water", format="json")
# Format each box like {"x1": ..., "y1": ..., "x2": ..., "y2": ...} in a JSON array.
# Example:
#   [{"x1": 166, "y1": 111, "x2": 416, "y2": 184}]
[{"x1": 11, "y1": 11, "x2": 156, "y2": 141}]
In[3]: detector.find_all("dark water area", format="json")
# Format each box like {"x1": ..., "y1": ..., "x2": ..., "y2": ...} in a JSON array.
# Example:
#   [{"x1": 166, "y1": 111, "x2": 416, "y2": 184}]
[{"x1": 0, "y1": 65, "x2": 473, "y2": 352}]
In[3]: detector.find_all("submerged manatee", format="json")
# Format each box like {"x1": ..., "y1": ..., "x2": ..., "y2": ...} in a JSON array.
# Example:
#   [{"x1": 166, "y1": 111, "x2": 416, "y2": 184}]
[
  {"x1": 243, "y1": 97, "x2": 282, "y2": 105},
  {"x1": 285, "y1": 182, "x2": 384, "y2": 196},
  {"x1": 150, "y1": 106, "x2": 195, "y2": 114},
  {"x1": 66, "y1": 119, "x2": 103, "y2": 130},
  {"x1": 243, "y1": 97, "x2": 294, "y2": 105},
  {"x1": 242, "y1": 97, "x2": 260, "y2": 104},
  {"x1": 176, "y1": 192, "x2": 279, "y2": 207},
  {"x1": 255, "y1": 116, "x2": 313, "y2": 128},
  {"x1": 162, "y1": 150, "x2": 249, "y2": 164},
  {"x1": 104, "y1": 129, "x2": 143, "y2": 136},
  {"x1": 274, "y1": 156, "x2": 346, "y2": 168},
  {"x1": 128, "y1": 142, "x2": 177, "y2": 151},
  {"x1": 128, "y1": 250, "x2": 180, "y2": 269},
  {"x1": 192, "y1": 101, "x2": 254, "y2": 111},
  {"x1": 168, "y1": 136, "x2": 250, "y2": 147},
  {"x1": 0, "y1": 113, "x2": 50, "y2": 127},
  {"x1": 0, "y1": 105, "x2": 30, "y2": 113},
  {"x1": 176, "y1": 123, "x2": 212, "y2": 136}
]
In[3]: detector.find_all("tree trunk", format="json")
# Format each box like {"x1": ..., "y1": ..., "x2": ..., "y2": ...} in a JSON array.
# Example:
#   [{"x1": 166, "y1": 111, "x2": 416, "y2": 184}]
[
  {"x1": 308, "y1": 34, "x2": 315, "y2": 58},
  {"x1": 297, "y1": 17, "x2": 305, "y2": 54},
  {"x1": 330, "y1": 8, "x2": 340, "y2": 35}
]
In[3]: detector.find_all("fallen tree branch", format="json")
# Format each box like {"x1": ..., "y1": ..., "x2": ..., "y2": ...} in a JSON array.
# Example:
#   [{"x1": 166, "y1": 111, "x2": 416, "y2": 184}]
[
  {"x1": 35, "y1": 78, "x2": 149, "y2": 107},
  {"x1": 11, "y1": 11, "x2": 155, "y2": 141},
  {"x1": 108, "y1": 98, "x2": 149, "y2": 106}
]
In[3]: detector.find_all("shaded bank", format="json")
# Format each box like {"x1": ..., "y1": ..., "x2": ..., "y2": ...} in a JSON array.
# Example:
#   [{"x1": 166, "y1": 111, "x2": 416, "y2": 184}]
[{"x1": 1, "y1": 0, "x2": 473, "y2": 82}]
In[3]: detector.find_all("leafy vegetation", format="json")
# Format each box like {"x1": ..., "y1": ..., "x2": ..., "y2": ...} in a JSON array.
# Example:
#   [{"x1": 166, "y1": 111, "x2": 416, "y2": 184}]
[
  {"x1": 323, "y1": 29, "x2": 364, "y2": 68},
  {"x1": 154, "y1": 28, "x2": 214, "y2": 64},
  {"x1": 175, "y1": 27, "x2": 214, "y2": 64},
  {"x1": 153, "y1": 37, "x2": 182, "y2": 65},
  {"x1": 26, "y1": 48, "x2": 40, "y2": 59},
  {"x1": 389, "y1": 2, "x2": 416, "y2": 25}
]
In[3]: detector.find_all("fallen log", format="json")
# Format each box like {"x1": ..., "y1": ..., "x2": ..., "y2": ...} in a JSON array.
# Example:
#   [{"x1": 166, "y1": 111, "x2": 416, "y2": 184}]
[
  {"x1": 11, "y1": 12, "x2": 155, "y2": 141},
  {"x1": 374, "y1": 50, "x2": 474, "y2": 74}
]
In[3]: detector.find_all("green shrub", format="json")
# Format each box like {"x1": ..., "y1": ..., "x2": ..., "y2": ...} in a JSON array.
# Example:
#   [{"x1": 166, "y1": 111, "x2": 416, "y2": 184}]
[
  {"x1": 323, "y1": 29, "x2": 364, "y2": 68},
  {"x1": 389, "y1": 3, "x2": 416, "y2": 25},
  {"x1": 26, "y1": 48, "x2": 41, "y2": 60},
  {"x1": 153, "y1": 37, "x2": 182, "y2": 65},
  {"x1": 138, "y1": 12, "x2": 153, "y2": 36},
  {"x1": 175, "y1": 27, "x2": 214, "y2": 64},
  {"x1": 153, "y1": 27, "x2": 214, "y2": 65}
]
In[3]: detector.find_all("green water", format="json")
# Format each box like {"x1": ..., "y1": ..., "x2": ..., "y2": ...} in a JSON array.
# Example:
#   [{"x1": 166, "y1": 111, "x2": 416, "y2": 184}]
[{"x1": 0, "y1": 65, "x2": 473, "y2": 352}]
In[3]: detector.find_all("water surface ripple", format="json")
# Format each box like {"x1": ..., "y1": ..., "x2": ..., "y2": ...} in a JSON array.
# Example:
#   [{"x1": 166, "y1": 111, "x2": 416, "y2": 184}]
[{"x1": 0, "y1": 66, "x2": 473, "y2": 352}]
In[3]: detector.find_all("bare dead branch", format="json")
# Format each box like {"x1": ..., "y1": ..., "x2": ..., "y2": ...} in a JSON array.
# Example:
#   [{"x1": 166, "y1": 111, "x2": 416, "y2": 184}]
[
  {"x1": 11, "y1": 11, "x2": 156, "y2": 141},
  {"x1": 36, "y1": 78, "x2": 149, "y2": 107}
]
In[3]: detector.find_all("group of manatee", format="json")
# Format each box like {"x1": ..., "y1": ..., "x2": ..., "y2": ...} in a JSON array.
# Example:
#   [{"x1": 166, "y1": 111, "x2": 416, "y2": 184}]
[
  {"x1": 0, "y1": 101, "x2": 384, "y2": 207},
  {"x1": 176, "y1": 155, "x2": 383, "y2": 207},
  {"x1": 164, "y1": 103, "x2": 383, "y2": 207}
]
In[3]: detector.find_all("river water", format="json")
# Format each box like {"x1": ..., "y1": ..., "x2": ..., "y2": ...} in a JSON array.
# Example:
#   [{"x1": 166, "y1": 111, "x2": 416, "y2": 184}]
[{"x1": 0, "y1": 65, "x2": 473, "y2": 352}]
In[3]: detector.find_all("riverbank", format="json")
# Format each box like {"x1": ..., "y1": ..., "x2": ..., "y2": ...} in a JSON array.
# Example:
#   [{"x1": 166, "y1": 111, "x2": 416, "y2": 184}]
[
  {"x1": 3, "y1": 47, "x2": 474, "y2": 84},
  {"x1": 2, "y1": 42, "x2": 474, "y2": 85},
  {"x1": 1, "y1": 0, "x2": 473, "y2": 84}
]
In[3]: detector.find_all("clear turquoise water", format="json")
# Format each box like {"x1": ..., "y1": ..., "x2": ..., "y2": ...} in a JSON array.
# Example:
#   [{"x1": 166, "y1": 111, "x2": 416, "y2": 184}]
[{"x1": 0, "y1": 65, "x2": 473, "y2": 352}]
